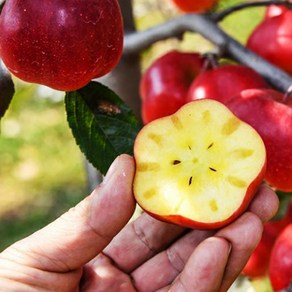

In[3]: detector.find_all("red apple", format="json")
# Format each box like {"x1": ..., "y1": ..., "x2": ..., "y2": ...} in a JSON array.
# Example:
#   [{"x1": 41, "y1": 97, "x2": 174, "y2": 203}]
[
  {"x1": 247, "y1": 10, "x2": 292, "y2": 74},
  {"x1": 171, "y1": 0, "x2": 218, "y2": 13},
  {"x1": 265, "y1": 4, "x2": 288, "y2": 19},
  {"x1": 140, "y1": 50, "x2": 204, "y2": 124},
  {"x1": 187, "y1": 64, "x2": 269, "y2": 105},
  {"x1": 242, "y1": 201, "x2": 292, "y2": 278},
  {"x1": 0, "y1": 0, "x2": 123, "y2": 91},
  {"x1": 269, "y1": 223, "x2": 292, "y2": 291},
  {"x1": 134, "y1": 99, "x2": 266, "y2": 229},
  {"x1": 227, "y1": 89, "x2": 292, "y2": 191}
]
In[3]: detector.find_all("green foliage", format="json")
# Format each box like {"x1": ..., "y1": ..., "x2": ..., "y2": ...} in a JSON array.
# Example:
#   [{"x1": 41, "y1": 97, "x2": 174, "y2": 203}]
[{"x1": 65, "y1": 81, "x2": 142, "y2": 175}]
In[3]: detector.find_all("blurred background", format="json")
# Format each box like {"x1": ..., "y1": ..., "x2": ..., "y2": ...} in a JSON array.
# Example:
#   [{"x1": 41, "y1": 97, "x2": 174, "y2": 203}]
[{"x1": 0, "y1": 0, "x2": 269, "y2": 289}]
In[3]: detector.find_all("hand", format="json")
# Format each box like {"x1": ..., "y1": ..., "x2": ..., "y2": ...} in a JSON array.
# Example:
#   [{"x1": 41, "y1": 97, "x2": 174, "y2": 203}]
[{"x1": 0, "y1": 154, "x2": 278, "y2": 291}]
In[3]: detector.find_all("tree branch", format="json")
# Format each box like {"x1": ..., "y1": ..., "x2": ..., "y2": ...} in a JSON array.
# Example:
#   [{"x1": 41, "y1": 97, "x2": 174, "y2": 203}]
[{"x1": 123, "y1": 13, "x2": 292, "y2": 92}]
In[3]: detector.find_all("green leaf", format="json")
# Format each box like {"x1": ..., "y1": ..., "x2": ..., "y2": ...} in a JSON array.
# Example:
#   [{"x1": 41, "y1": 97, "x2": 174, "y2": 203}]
[
  {"x1": 65, "y1": 81, "x2": 142, "y2": 175},
  {"x1": 0, "y1": 59, "x2": 15, "y2": 119}
]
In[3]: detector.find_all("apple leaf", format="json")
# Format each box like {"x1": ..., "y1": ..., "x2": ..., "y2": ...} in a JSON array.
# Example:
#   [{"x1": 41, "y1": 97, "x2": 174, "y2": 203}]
[
  {"x1": 0, "y1": 59, "x2": 15, "y2": 119},
  {"x1": 274, "y1": 190, "x2": 292, "y2": 220},
  {"x1": 65, "y1": 81, "x2": 142, "y2": 175}
]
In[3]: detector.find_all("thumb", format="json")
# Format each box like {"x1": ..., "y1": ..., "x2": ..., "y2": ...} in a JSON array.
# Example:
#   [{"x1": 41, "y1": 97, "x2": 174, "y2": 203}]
[{"x1": 4, "y1": 154, "x2": 136, "y2": 272}]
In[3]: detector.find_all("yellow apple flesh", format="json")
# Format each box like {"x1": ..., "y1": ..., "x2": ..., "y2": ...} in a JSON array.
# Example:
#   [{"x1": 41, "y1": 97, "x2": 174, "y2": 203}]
[{"x1": 133, "y1": 99, "x2": 266, "y2": 229}]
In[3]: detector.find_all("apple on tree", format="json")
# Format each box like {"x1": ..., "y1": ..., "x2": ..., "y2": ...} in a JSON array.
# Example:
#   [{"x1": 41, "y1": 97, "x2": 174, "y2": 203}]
[
  {"x1": 269, "y1": 223, "x2": 292, "y2": 291},
  {"x1": 140, "y1": 50, "x2": 204, "y2": 124},
  {"x1": 171, "y1": 0, "x2": 218, "y2": 13},
  {"x1": 264, "y1": 4, "x2": 288, "y2": 19},
  {"x1": 187, "y1": 64, "x2": 269, "y2": 105},
  {"x1": 133, "y1": 99, "x2": 266, "y2": 229},
  {"x1": 247, "y1": 10, "x2": 292, "y2": 74},
  {"x1": 226, "y1": 89, "x2": 292, "y2": 192},
  {"x1": 0, "y1": 0, "x2": 123, "y2": 91},
  {"x1": 242, "y1": 201, "x2": 292, "y2": 278}
]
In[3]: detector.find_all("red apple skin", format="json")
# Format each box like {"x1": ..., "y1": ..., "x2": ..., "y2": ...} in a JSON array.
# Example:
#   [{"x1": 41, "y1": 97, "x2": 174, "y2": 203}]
[
  {"x1": 0, "y1": 0, "x2": 123, "y2": 91},
  {"x1": 269, "y1": 223, "x2": 292, "y2": 291},
  {"x1": 141, "y1": 164, "x2": 266, "y2": 230},
  {"x1": 171, "y1": 0, "x2": 218, "y2": 13},
  {"x1": 247, "y1": 11, "x2": 292, "y2": 74},
  {"x1": 227, "y1": 89, "x2": 292, "y2": 192},
  {"x1": 140, "y1": 50, "x2": 204, "y2": 124},
  {"x1": 187, "y1": 65, "x2": 269, "y2": 105},
  {"x1": 265, "y1": 5, "x2": 288, "y2": 19},
  {"x1": 242, "y1": 202, "x2": 292, "y2": 278}
]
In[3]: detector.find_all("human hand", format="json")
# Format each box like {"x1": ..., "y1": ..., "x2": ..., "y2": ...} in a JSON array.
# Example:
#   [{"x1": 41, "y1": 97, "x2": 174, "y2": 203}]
[{"x1": 0, "y1": 154, "x2": 278, "y2": 291}]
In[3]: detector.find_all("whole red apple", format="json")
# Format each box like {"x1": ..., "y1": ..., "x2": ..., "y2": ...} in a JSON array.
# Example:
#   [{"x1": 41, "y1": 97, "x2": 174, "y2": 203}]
[
  {"x1": 269, "y1": 223, "x2": 292, "y2": 291},
  {"x1": 0, "y1": 0, "x2": 123, "y2": 91},
  {"x1": 140, "y1": 50, "x2": 204, "y2": 124},
  {"x1": 242, "y1": 201, "x2": 292, "y2": 278},
  {"x1": 227, "y1": 89, "x2": 292, "y2": 192},
  {"x1": 134, "y1": 99, "x2": 266, "y2": 229},
  {"x1": 187, "y1": 64, "x2": 269, "y2": 105},
  {"x1": 171, "y1": 0, "x2": 218, "y2": 13},
  {"x1": 265, "y1": 4, "x2": 288, "y2": 19},
  {"x1": 247, "y1": 10, "x2": 292, "y2": 74}
]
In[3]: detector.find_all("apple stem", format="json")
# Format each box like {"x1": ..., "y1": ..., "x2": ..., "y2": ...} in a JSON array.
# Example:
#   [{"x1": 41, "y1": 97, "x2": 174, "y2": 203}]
[{"x1": 202, "y1": 53, "x2": 220, "y2": 71}]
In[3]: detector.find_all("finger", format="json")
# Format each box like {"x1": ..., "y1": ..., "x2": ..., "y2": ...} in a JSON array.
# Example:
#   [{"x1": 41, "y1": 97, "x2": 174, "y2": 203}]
[
  {"x1": 166, "y1": 237, "x2": 231, "y2": 292},
  {"x1": 2, "y1": 154, "x2": 136, "y2": 272},
  {"x1": 131, "y1": 229, "x2": 213, "y2": 291},
  {"x1": 216, "y1": 212, "x2": 263, "y2": 292},
  {"x1": 248, "y1": 184, "x2": 279, "y2": 223},
  {"x1": 103, "y1": 213, "x2": 186, "y2": 273}
]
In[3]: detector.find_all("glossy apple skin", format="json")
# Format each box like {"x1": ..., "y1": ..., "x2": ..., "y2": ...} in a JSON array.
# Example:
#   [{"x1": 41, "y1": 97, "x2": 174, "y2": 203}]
[
  {"x1": 242, "y1": 202, "x2": 292, "y2": 278},
  {"x1": 227, "y1": 89, "x2": 292, "y2": 191},
  {"x1": 140, "y1": 50, "x2": 204, "y2": 124},
  {"x1": 265, "y1": 5, "x2": 288, "y2": 19},
  {"x1": 269, "y1": 223, "x2": 292, "y2": 291},
  {"x1": 247, "y1": 11, "x2": 292, "y2": 74},
  {"x1": 0, "y1": 0, "x2": 123, "y2": 91},
  {"x1": 171, "y1": 0, "x2": 217, "y2": 13},
  {"x1": 187, "y1": 65, "x2": 269, "y2": 105}
]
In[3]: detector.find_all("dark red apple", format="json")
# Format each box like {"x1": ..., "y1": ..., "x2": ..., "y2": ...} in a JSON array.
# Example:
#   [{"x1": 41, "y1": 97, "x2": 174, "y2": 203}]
[
  {"x1": 242, "y1": 201, "x2": 292, "y2": 278},
  {"x1": 134, "y1": 99, "x2": 266, "y2": 229},
  {"x1": 187, "y1": 64, "x2": 269, "y2": 105},
  {"x1": 0, "y1": 0, "x2": 123, "y2": 91},
  {"x1": 227, "y1": 89, "x2": 292, "y2": 192},
  {"x1": 247, "y1": 11, "x2": 292, "y2": 74},
  {"x1": 140, "y1": 50, "x2": 204, "y2": 124},
  {"x1": 171, "y1": 0, "x2": 218, "y2": 13},
  {"x1": 269, "y1": 223, "x2": 292, "y2": 291}
]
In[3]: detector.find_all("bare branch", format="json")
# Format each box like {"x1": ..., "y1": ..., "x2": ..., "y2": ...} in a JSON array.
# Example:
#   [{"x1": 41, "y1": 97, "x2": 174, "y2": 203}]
[{"x1": 123, "y1": 13, "x2": 292, "y2": 92}]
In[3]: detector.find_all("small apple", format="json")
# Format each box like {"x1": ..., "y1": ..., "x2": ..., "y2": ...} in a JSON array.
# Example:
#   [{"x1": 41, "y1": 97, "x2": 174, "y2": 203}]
[
  {"x1": 140, "y1": 50, "x2": 204, "y2": 124},
  {"x1": 133, "y1": 99, "x2": 266, "y2": 229},
  {"x1": 242, "y1": 201, "x2": 292, "y2": 278},
  {"x1": 269, "y1": 223, "x2": 292, "y2": 291},
  {"x1": 227, "y1": 89, "x2": 292, "y2": 191},
  {"x1": 187, "y1": 64, "x2": 269, "y2": 105},
  {"x1": 0, "y1": 0, "x2": 123, "y2": 91},
  {"x1": 265, "y1": 4, "x2": 288, "y2": 19},
  {"x1": 171, "y1": 0, "x2": 218, "y2": 13},
  {"x1": 247, "y1": 10, "x2": 292, "y2": 74}
]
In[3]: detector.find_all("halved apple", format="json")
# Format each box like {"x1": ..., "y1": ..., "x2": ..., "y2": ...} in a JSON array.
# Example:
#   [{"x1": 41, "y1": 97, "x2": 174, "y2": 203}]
[{"x1": 133, "y1": 99, "x2": 267, "y2": 229}]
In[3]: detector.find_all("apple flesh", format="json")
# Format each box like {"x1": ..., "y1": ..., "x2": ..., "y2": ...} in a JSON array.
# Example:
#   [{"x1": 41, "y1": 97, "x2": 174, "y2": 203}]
[
  {"x1": 227, "y1": 89, "x2": 292, "y2": 192},
  {"x1": 133, "y1": 99, "x2": 266, "y2": 229},
  {"x1": 187, "y1": 64, "x2": 269, "y2": 105},
  {"x1": 0, "y1": 0, "x2": 123, "y2": 91},
  {"x1": 140, "y1": 50, "x2": 204, "y2": 124},
  {"x1": 247, "y1": 10, "x2": 292, "y2": 74},
  {"x1": 242, "y1": 201, "x2": 292, "y2": 278},
  {"x1": 269, "y1": 223, "x2": 292, "y2": 291}
]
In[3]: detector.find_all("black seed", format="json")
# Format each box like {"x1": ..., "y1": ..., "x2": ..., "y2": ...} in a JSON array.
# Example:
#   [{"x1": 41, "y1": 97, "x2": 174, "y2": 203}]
[
  {"x1": 173, "y1": 160, "x2": 181, "y2": 165},
  {"x1": 207, "y1": 142, "x2": 214, "y2": 149},
  {"x1": 189, "y1": 176, "x2": 193, "y2": 185},
  {"x1": 188, "y1": 145, "x2": 192, "y2": 150},
  {"x1": 209, "y1": 167, "x2": 217, "y2": 172}
]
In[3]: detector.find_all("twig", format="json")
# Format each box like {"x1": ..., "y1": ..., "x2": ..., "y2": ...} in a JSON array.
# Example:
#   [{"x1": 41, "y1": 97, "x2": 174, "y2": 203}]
[{"x1": 123, "y1": 13, "x2": 292, "y2": 92}]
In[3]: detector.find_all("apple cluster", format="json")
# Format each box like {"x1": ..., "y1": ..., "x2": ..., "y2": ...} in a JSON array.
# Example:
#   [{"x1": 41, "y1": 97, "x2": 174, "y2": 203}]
[{"x1": 137, "y1": 4, "x2": 292, "y2": 290}]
